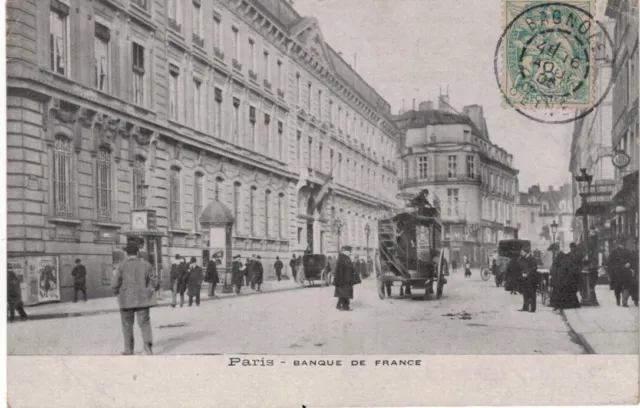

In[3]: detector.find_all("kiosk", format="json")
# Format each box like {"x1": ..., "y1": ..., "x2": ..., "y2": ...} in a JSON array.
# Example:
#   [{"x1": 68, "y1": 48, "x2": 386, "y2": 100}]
[{"x1": 199, "y1": 200, "x2": 235, "y2": 293}]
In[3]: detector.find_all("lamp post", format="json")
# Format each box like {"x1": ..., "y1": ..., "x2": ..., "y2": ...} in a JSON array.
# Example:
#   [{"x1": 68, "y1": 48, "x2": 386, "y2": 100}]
[
  {"x1": 365, "y1": 223, "x2": 371, "y2": 259},
  {"x1": 550, "y1": 220, "x2": 558, "y2": 262},
  {"x1": 334, "y1": 218, "x2": 343, "y2": 254},
  {"x1": 575, "y1": 168, "x2": 598, "y2": 306}
]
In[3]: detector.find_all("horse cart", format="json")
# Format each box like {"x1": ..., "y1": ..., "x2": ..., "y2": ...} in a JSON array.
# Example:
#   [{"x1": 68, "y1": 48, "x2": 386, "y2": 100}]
[
  {"x1": 376, "y1": 189, "x2": 448, "y2": 300},
  {"x1": 297, "y1": 254, "x2": 332, "y2": 287}
]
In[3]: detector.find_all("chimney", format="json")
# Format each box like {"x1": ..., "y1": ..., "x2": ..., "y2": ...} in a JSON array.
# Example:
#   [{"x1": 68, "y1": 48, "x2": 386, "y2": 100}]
[
  {"x1": 462, "y1": 105, "x2": 485, "y2": 136},
  {"x1": 418, "y1": 100, "x2": 434, "y2": 111}
]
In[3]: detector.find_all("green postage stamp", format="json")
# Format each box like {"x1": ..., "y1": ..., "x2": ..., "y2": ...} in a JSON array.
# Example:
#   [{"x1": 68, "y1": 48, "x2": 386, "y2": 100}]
[{"x1": 500, "y1": 0, "x2": 596, "y2": 110}]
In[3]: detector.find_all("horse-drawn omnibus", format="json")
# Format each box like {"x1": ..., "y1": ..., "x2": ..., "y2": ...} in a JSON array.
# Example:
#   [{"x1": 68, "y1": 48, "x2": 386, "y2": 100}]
[{"x1": 375, "y1": 189, "x2": 448, "y2": 300}]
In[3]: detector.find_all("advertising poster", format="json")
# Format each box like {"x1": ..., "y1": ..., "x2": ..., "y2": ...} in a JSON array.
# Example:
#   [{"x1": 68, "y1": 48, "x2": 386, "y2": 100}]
[{"x1": 36, "y1": 256, "x2": 60, "y2": 303}]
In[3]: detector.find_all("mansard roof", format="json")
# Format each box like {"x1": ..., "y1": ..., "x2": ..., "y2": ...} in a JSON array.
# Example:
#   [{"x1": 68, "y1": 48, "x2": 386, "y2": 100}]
[{"x1": 392, "y1": 109, "x2": 484, "y2": 137}]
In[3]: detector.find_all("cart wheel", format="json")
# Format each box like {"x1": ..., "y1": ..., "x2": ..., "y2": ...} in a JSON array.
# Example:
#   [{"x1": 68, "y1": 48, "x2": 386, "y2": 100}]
[{"x1": 481, "y1": 268, "x2": 491, "y2": 281}]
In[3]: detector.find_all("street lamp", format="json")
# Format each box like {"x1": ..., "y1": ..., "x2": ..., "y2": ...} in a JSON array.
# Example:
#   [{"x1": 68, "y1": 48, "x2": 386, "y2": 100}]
[
  {"x1": 364, "y1": 223, "x2": 371, "y2": 259},
  {"x1": 550, "y1": 220, "x2": 558, "y2": 243},
  {"x1": 574, "y1": 168, "x2": 598, "y2": 306},
  {"x1": 334, "y1": 218, "x2": 343, "y2": 253}
]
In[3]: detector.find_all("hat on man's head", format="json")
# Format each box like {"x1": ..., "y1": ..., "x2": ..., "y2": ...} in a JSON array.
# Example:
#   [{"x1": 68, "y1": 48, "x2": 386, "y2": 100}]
[
  {"x1": 75, "y1": 258, "x2": 81, "y2": 264},
  {"x1": 233, "y1": 254, "x2": 241, "y2": 259},
  {"x1": 124, "y1": 241, "x2": 139, "y2": 254},
  {"x1": 175, "y1": 254, "x2": 181, "y2": 259},
  {"x1": 190, "y1": 257, "x2": 197, "y2": 264},
  {"x1": 257, "y1": 255, "x2": 261, "y2": 260},
  {"x1": 547, "y1": 243, "x2": 560, "y2": 251},
  {"x1": 342, "y1": 246, "x2": 353, "y2": 252}
]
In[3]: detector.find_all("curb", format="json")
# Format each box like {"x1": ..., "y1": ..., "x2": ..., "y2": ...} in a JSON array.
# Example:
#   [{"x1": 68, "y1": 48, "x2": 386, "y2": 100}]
[
  {"x1": 22, "y1": 284, "x2": 306, "y2": 322},
  {"x1": 560, "y1": 310, "x2": 597, "y2": 355}
]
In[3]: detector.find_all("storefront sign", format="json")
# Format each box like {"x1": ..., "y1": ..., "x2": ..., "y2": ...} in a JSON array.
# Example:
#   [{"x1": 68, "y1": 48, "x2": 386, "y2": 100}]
[{"x1": 612, "y1": 151, "x2": 631, "y2": 169}]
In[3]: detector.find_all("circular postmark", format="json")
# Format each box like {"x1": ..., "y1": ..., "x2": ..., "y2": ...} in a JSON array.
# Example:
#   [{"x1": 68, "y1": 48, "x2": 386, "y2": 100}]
[{"x1": 494, "y1": 2, "x2": 615, "y2": 124}]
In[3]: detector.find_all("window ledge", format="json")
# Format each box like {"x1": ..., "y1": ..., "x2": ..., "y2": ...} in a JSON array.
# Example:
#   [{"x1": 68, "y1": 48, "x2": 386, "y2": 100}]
[
  {"x1": 48, "y1": 217, "x2": 82, "y2": 226},
  {"x1": 169, "y1": 228, "x2": 190, "y2": 235},
  {"x1": 94, "y1": 221, "x2": 122, "y2": 229}
]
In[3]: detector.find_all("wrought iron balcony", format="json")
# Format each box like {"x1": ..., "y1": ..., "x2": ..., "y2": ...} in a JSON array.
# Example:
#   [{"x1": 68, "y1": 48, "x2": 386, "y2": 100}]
[
  {"x1": 192, "y1": 33, "x2": 204, "y2": 49},
  {"x1": 168, "y1": 18, "x2": 181, "y2": 33},
  {"x1": 213, "y1": 47, "x2": 224, "y2": 61}
]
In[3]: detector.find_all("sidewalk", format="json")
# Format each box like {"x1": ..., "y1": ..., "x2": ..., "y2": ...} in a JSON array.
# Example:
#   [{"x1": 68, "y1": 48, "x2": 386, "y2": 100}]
[
  {"x1": 563, "y1": 284, "x2": 639, "y2": 354},
  {"x1": 23, "y1": 279, "x2": 301, "y2": 321}
]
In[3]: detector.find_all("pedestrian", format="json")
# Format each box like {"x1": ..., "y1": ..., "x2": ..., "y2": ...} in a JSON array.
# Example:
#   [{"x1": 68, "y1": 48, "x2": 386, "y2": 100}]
[
  {"x1": 205, "y1": 254, "x2": 219, "y2": 298},
  {"x1": 517, "y1": 248, "x2": 541, "y2": 313},
  {"x1": 607, "y1": 240, "x2": 629, "y2": 306},
  {"x1": 7, "y1": 267, "x2": 28, "y2": 322},
  {"x1": 548, "y1": 243, "x2": 580, "y2": 310},
  {"x1": 253, "y1": 255, "x2": 264, "y2": 291},
  {"x1": 274, "y1": 256, "x2": 283, "y2": 282},
  {"x1": 169, "y1": 255, "x2": 181, "y2": 307},
  {"x1": 505, "y1": 255, "x2": 520, "y2": 294},
  {"x1": 231, "y1": 255, "x2": 244, "y2": 295},
  {"x1": 625, "y1": 239, "x2": 639, "y2": 307},
  {"x1": 451, "y1": 259, "x2": 458, "y2": 273},
  {"x1": 366, "y1": 257, "x2": 373, "y2": 276},
  {"x1": 464, "y1": 257, "x2": 471, "y2": 278},
  {"x1": 171, "y1": 255, "x2": 189, "y2": 307},
  {"x1": 111, "y1": 240, "x2": 157, "y2": 355},
  {"x1": 71, "y1": 258, "x2": 88, "y2": 303},
  {"x1": 187, "y1": 257, "x2": 203, "y2": 307},
  {"x1": 290, "y1": 254, "x2": 298, "y2": 281},
  {"x1": 246, "y1": 254, "x2": 255, "y2": 287},
  {"x1": 334, "y1": 246, "x2": 356, "y2": 311}
]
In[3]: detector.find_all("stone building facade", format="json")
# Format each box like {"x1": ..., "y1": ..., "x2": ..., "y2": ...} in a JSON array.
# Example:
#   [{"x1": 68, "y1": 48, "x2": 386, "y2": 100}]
[
  {"x1": 6, "y1": 0, "x2": 399, "y2": 302},
  {"x1": 394, "y1": 96, "x2": 519, "y2": 267}
]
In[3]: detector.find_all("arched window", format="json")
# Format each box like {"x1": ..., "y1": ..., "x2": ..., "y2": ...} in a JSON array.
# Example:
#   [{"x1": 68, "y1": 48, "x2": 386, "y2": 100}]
[
  {"x1": 194, "y1": 172, "x2": 204, "y2": 231},
  {"x1": 250, "y1": 186, "x2": 257, "y2": 236},
  {"x1": 215, "y1": 176, "x2": 224, "y2": 201},
  {"x1": 96, "y1": 146, "x2": 113, "y2": 220},
  {"x1": 169, "y1": 166, "x2": 181, "y2": 228},
  {"x1": 265, "y1": 189, "x2": 271, "y2": 237},
  {"x1": 53, "y1": 135, "x2": 73, "y2": 217},
  {"x1": 278, "y1": 192, "x2": 285, "y2": 238},
  {"x1": 133, "y1": 155, "x2": 146, "y2": 209},
  {"x1": 233, "y1": 182, "x2": 241, "y2": 233}
]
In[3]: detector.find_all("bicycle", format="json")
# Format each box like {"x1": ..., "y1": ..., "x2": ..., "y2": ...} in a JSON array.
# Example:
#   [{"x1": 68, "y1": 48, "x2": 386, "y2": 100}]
[{"x1": 537, "y1": 273, "x2": 550, "y2": 306}]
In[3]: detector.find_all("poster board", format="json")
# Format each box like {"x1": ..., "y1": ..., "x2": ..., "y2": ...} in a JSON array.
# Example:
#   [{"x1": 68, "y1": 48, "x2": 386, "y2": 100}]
[{"x1": 36, "y1": 256, "x2": 61, "y2": 303}]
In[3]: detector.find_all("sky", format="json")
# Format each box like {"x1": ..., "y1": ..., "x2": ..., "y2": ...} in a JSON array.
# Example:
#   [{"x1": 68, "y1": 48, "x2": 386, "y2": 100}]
[{"x1": 293, "y1": 0, "x2": 578, "y2": 190}]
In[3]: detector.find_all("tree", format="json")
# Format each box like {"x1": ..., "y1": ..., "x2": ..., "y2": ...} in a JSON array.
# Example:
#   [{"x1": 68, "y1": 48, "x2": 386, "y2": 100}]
[{"x1": 539, "y1": 225, "x2": 551, "y2": 242}]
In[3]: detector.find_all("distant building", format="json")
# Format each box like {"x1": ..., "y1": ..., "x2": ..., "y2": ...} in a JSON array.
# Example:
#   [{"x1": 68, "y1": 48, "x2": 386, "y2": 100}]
[
  {"x1": 517, "y1": 184, "x2": 575, "y2": 253},
  {"x1": 394, "y1": 94, "x2": 519, "y2": 266}
]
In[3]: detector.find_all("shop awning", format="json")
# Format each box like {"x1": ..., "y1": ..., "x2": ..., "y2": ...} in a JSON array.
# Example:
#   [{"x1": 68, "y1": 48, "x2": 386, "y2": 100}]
[{"x1": 575, "y1": 201, "x2": 613, "y2": 216}]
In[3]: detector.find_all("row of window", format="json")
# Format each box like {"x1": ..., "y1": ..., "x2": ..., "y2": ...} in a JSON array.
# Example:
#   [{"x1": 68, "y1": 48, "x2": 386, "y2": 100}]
[
  {"x1": 481, "y1": 196, "x2": 514, "y2": 223},
  {"x1": 51, "y1": 135, "x2": 288, "y2": 237},
  {"x1": 415, "y1": 155, "x2": 477, "y2": 180},
  {"x1": 296, "y1": 133, "x2": 397, "y2": 196}
]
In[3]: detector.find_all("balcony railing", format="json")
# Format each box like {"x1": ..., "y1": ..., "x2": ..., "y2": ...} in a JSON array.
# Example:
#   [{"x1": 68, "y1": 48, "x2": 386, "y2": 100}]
[
  {"x1": 168, "y1": 18, "x2": 181, "y2": 33},
  {"x1": 399, "y1": 174, "x2": 482, "y2": 189},
  {"x1": 192, "y1": 33, "x2": 204, "y2": 48}
]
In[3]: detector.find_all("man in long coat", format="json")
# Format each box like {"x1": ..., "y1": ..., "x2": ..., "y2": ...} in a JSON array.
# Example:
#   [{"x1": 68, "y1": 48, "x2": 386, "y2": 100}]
[
  {"x1": 274, "y1": 256, "x2": 284, "y2": 282},
  {"x1": 7, "y1": 267, "x2": 27, "y2": 322},
  {"x1": 548, "y1": 243, "x2": 580, "y2": 310},
  {"x1": 187, "y1": 257, "x2": 204, "y2": 306},
  {"x1": 517, "y1": 249, "x2": 541, "y2": 313},
  {"x1": 231, "y1": 255, "x2": 244, "y2": 295},
  {"x1": 334, "y1": 246, "x2": 356, "y2": 311},
  {"x1": 252, "y1": 255, "x2": 264, "y2": 291},
  {"x1": 111, "y1": 241, "x2": 157, "y2": 355},
  {"x1": 71, "y1": 258, "x2": 88, "y2": 303},
  {"x1": 289, "y1": 255, "x2": 298, "y2": 281},
  {"x1": 170, "y1": 255, "x2": 189, "y2": 308},
  {"x1": 505, "y1": 256, "x2": 520, "y2": 295},
  {"x1": 205, "y1": 254, "x2": 219, "y2": 298}
]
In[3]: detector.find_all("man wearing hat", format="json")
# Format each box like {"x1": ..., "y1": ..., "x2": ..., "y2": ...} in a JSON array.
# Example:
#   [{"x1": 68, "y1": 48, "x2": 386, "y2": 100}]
[
  {"x1": 334, "y1": 246, "x2": 356, "y2": 311},
  {"x1": 231, "y1": 255, "x2": 244, "y2": 295},
  {"x1": 71, "y1": 258, "x2": 88, "y2": 303},
  {"x1": 252, "y1": 255, "x2": 264, "y2": 291},
  {"x1": 111, "y1": 240, "x2": 157, "y2": 355},
  {"x1": 170, "y1": 254, "x2": 189, "y2": 307}
]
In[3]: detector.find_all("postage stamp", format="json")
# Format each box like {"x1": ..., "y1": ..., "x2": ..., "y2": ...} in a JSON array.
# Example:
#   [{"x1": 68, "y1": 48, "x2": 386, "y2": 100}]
[{"x1": 499, "y1": 0, "x2": 597, "y2": 110}]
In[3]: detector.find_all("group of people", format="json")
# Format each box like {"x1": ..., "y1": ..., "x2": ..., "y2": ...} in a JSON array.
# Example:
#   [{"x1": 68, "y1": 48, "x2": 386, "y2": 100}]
[
  {"x1": 451, "y1": 258, "x2": 472, "y2": 277},
  {"x1": 505, "y1": 248, "x2": 542, "y2": 312},
  {"x1": 169, "y1": 254, "x2": 213, "y2": 307},
  {"x1": 230, "y1": 254, "x2": 265, "y2": 294}
]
